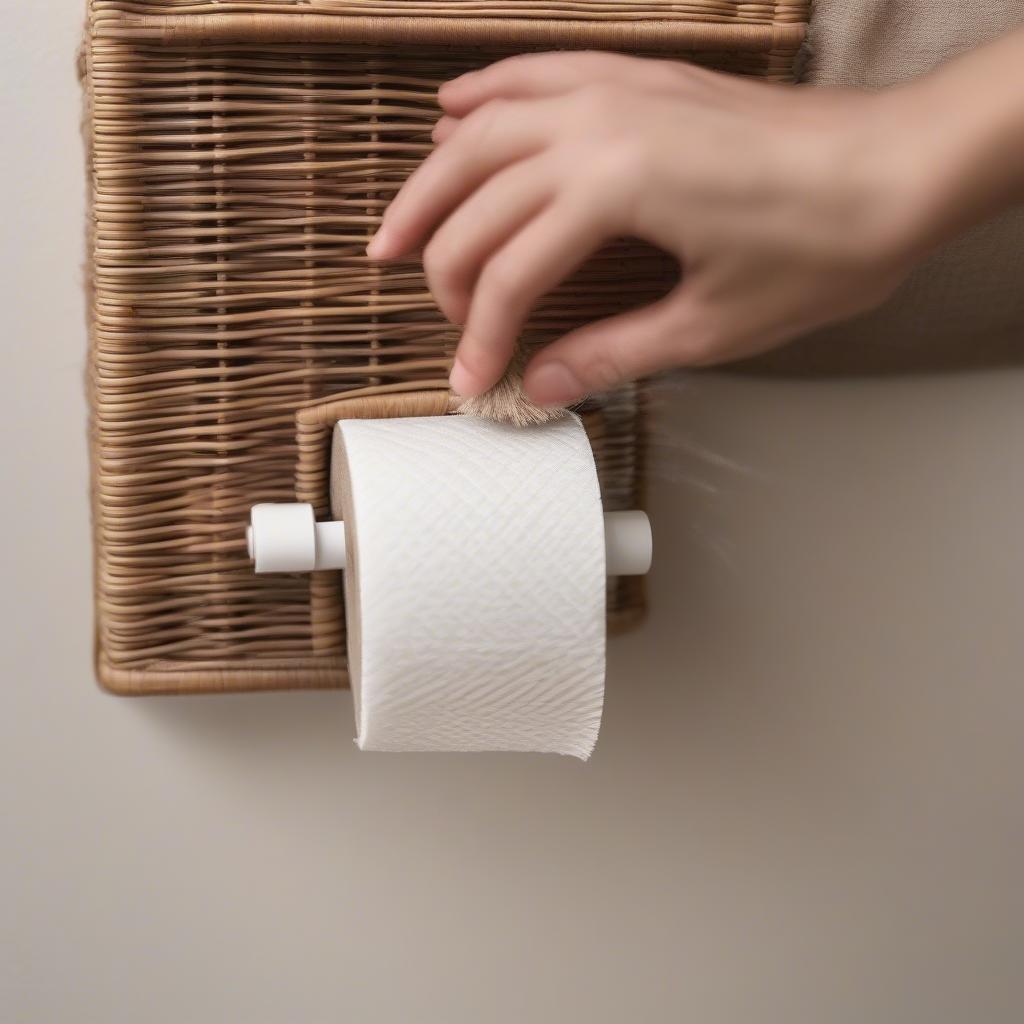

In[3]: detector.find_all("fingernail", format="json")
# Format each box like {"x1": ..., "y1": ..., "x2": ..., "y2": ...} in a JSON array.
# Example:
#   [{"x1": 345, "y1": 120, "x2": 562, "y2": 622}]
[
  {"x1": 448, "y1": 357, "x2": 477, "y2": 397},
  {"x1": 525, "y1": 362, "x2": 584, "y2": 407}
]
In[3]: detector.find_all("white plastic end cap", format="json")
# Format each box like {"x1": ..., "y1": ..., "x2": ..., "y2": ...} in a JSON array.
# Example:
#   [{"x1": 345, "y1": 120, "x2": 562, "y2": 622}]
[
  {"x1": 249, "y1": 503, "x2": 316, "y2": 573},
  {"x1": 604, "y1": 511, "x2": 653, "y2": 576},
  {"x1": 248, "y1": 504, "x2": 346, "y2": 573}
]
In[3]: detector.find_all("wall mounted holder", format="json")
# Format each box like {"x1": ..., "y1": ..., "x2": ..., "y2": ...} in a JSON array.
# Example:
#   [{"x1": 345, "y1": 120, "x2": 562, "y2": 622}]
[{"x1": 82, "y1": 0, "x2": 809, "y2": 695}]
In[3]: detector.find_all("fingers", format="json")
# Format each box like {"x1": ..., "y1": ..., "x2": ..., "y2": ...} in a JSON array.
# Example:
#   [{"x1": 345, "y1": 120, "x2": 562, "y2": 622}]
[
  {"x1": 522, "y1": 290, "x2": 700, "y2": 406},
  {"x1": 367, "y1": 99, "x2": 550, "y2": 259},
  {"x1": 450, "y1": 201, "x2": 611, "y2": 397},
  {"x1": 439, "y1": 51, "x2": 695, "y2": 117},
  {"x1": 431, "y1": 115, "x2": 459, "y2": 145},
  {"x1": 423, "y1": 155, "x2": 558, "y2": 325}
]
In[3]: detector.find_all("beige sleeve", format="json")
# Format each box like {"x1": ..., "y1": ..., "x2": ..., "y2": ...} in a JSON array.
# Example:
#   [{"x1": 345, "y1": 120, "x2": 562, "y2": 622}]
[{"x1": 748, "y1": 1, "x2": 1024, "y2": 377}]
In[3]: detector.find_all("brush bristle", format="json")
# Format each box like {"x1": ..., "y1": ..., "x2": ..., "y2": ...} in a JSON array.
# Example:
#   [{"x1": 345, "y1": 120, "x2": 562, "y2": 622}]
[{"x1": 455, "y1": 346, "x2": 567, "y2": 428}]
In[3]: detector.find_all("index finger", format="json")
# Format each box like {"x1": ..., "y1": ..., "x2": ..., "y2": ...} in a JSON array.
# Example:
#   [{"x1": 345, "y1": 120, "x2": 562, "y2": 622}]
[
  {"x1": 452, "y1": 199, "x2": 609, "y2": 397},
  {"x1": 367, "y1": 100, "x2": 548, "y2": 260},
  {"x1": 439, "y1": 51, "x2": 695, "y2": 117}
]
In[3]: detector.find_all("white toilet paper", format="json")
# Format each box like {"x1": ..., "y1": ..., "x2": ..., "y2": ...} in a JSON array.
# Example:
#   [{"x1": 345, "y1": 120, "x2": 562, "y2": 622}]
[{"x1": 331, "y1": 413, "x2": 607, "y2": 759}]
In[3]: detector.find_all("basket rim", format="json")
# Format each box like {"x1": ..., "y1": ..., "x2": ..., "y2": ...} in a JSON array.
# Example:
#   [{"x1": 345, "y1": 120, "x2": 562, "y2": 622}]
[{"x1": 93, "y1": 11, "x2": 806, "y2": 53}]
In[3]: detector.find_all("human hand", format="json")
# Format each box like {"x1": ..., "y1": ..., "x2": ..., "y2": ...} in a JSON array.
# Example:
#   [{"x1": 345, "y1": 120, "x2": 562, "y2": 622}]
[{"x1": 365, "y1": 50, "x2": 1000, "y2": 406}]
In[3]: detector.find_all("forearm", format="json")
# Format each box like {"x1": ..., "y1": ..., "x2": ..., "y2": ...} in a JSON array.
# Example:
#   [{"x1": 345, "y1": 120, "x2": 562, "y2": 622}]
[{"x1": 895, "y1": 26, "x2": 1024, "y2": 252}]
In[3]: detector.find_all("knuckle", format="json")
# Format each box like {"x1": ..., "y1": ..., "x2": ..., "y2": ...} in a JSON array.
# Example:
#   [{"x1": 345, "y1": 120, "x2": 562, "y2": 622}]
[
  {"x1": 558, "y1": 94, "x2": 646, "y2": 190},
  {"x1": 478, "y1": 258, "x2": 526, "y2": 306},
  {"x1": 422, "y1": 235, "x2": 451, "y2": 281},
  {"x1": 573, "y1": 82, "x2": 617, "y2": 120},
  {"x1": 583, "y1": 348, "x2": 627, "y2": 393},
  {"x1": 586, "y1": 144, "x2": 645, "y2": 190},
  {"x1": 467, "y1": 98, "x2": 508, "y2": 135},
  {"x1": 456, "y1": 342, "x2": 491, "y2": 378},
  {"x1": 500, "y1": 53, "x2": 536, "y2": 74}
]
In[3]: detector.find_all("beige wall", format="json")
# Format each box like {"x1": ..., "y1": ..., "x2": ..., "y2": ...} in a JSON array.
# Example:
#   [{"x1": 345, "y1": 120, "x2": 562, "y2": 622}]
[{"x1": 3, "y1": 5, "x2": 1023, "y2": 1022}]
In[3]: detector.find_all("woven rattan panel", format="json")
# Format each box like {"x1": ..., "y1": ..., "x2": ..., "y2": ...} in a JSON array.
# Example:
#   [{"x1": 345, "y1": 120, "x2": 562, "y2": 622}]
[{"x1": 83, "y1": 1, "x2": 808, "y2": 694}]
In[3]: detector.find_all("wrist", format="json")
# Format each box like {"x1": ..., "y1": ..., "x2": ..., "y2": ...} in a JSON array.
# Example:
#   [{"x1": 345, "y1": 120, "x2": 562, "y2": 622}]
[{"x1": 879, "y1": 33, "x2": 1024, "y2": 257}]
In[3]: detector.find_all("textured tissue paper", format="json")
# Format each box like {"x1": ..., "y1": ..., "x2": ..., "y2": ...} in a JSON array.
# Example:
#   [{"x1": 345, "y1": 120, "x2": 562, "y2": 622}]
[{"x1": 330, "y1": 413, "x2": 607, "y2": 758}]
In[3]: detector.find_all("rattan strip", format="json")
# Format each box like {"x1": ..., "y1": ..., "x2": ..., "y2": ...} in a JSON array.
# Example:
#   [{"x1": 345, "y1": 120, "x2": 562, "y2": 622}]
[
  {"x1": 98, "y1": 655, "x2": 348, "y2": 695},
  {"x1": 90, "y1": 2, "x2": 807, "y2": 25},
  {"x1": 98, "y1": 14, "x2": 805, "y2": 53}
]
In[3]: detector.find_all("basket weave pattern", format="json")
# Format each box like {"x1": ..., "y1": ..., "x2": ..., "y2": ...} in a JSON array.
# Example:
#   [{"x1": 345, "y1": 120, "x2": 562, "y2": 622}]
[{"x1": 84, "y1": 0, "x2": 808, "y2": 694}]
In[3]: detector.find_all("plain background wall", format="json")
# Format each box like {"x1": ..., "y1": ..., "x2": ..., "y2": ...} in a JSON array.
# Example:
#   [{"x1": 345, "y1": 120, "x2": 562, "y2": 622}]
[{"x1": 3, "y1": 4, "x2": 1023, "y2": 1022}]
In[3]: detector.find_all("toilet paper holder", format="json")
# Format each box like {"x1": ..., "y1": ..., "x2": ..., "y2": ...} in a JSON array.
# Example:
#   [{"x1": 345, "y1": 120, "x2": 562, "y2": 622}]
[
  {"x1": 248, "y1": 386, "x2": 653, "y2": 580},
  {"x1": 247, "y1": 503, "x2": 652, "y2": 578}
]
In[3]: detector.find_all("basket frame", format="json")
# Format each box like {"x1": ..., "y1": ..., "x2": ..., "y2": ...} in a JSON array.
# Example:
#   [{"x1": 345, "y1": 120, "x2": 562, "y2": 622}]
[{"x1": 83, "y1": 1, "x2": 808, "y2": 695}]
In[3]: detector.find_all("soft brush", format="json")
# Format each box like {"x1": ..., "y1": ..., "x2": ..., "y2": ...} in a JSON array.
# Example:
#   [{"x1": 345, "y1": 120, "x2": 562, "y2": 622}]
[{"x1": 455, "y1": 342, "x2": 568, "y2": 428}]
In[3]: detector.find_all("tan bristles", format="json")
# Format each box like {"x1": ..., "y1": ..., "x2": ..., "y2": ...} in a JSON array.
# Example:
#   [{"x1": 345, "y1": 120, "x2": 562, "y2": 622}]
[{"x1": 456, "y1": 345, "x2": 568, "y2": 428}]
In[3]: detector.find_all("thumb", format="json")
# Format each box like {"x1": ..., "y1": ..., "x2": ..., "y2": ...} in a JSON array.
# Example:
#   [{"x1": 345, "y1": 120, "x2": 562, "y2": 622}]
[{"x1": 523, "y1": 290, "x2": 701, "y2": 406}]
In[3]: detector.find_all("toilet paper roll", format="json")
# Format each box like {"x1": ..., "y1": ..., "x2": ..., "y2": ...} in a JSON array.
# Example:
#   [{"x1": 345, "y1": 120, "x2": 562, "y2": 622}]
[{"x1": 330, "y1": 413, "x2": 607, "y2": 759}]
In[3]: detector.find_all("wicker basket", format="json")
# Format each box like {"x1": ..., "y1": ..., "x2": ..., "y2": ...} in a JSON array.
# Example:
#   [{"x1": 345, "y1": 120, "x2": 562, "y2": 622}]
[{"x1": 82, "y1": 0, "x2": 808, "y2": 695}]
